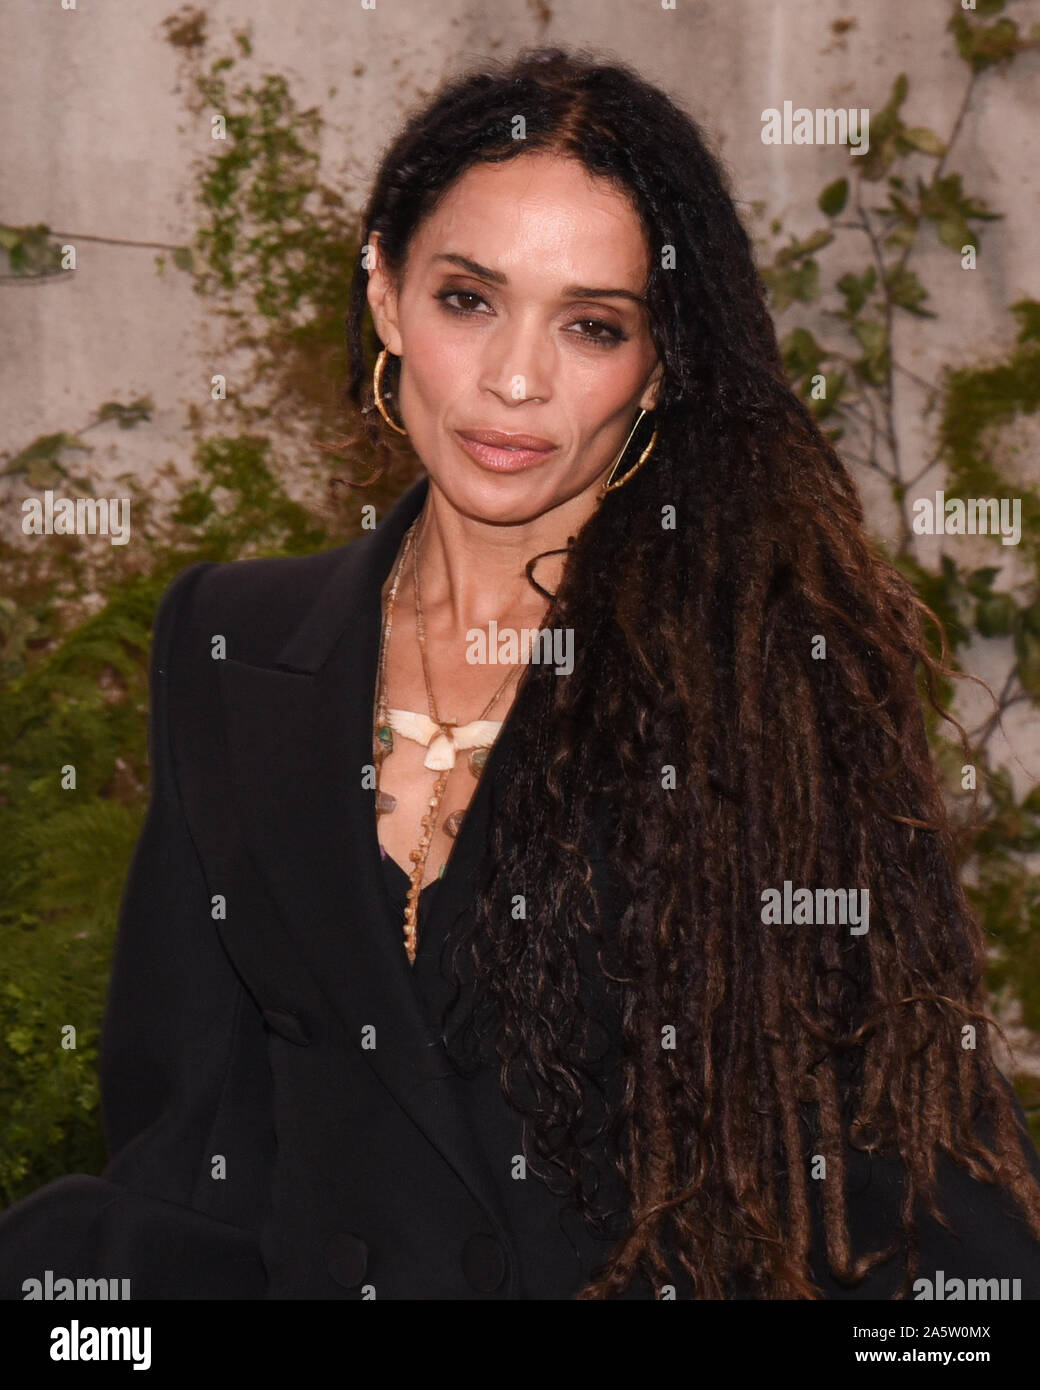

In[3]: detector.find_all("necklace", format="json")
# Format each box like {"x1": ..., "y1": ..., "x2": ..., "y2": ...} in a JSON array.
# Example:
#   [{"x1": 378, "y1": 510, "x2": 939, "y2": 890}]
[{"x1": 373, "y1": 515, "x2": 526, "y2": 965}]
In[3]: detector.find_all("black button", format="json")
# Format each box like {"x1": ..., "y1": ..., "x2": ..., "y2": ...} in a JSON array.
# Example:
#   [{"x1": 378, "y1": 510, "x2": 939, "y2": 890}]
[
  {"x1": 326, "y1": 1232, "x2": 368, "y2": 1288},
  {"x1": 461, "y1": 1233, "x2": 506, "y2": 1292},
  {"x1": 261, "y1": 1008, "x2": 312, "y2": 1046}
]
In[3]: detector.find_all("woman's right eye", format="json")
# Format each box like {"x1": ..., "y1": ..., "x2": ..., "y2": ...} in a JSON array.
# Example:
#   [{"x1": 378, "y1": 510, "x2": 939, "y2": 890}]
[{"x1": 435, "y1": 289, "x2": 489, "y2": 314}]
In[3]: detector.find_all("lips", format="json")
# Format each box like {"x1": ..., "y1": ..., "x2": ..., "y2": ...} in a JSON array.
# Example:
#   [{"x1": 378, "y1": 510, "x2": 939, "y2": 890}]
[
  {"x1": 458, "y1": 428, "x2": 557, "y2": 450},
  {"x1": 454, "y1": 427, "x2": 558, "y2": 473}
]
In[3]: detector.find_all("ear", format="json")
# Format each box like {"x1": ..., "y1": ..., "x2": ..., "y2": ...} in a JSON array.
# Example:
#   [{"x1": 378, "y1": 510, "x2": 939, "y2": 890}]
[
  {"x1": 639, "y1": 358, "x2": 664, "y2": 412},
  {"x1": 364, "y1": 231, "x2": 404, "y2": 356}
]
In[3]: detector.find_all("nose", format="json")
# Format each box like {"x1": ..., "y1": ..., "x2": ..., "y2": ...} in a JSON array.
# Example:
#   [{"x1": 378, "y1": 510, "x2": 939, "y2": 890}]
[{"x1": 479, "y1": 311, "x2": 554, "y2": 405}]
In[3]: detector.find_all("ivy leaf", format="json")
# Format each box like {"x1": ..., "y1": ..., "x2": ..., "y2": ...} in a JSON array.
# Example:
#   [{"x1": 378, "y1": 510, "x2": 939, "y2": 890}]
[
  {"x1": 2, "y1": 432, "x2": 90, "y2": 478},
  {"x1": 1010, "y1": 298, "x2": 1040, "y2": 345},
  {"x1": 902, "y1": 127, "x2": 946, "y2": 157},
  {"x1": 895, "y1": 553, "x2": 971, "y2": 652},
  {"x1": 938, "y1": 216, "x2": 972, "y2": 253},
  {"x1": 987, "y1": 766, "x2": 1016, "y2": 811},
  {"x1": 965, "y1": 566, "x2": 1000, "y2": 597},
  {"x1": 5, "y1": 1028, "x2": 34, "y2": 1058},
  {"x1": 1022, "y1": 604, "x2": 1040, "y2": 641},
  {"x1": 836, "y1": 268, "x2": 877, "y2": 317},
  {"x1": 798, "y1": 228, "x2": 834, "y2": 255},
  {"x1": 856, "y1": 73, "x2": 909, "y2": 181},
  {"x1": 818, "y1": 179, "x2": 849, "y2": 216},
  {"x1": 781, "y1": 326, "x2": 825, "y2": 381},
  {"x1": 26, "y1": 458, "x2": 67, "y2": 489},
  {"x1": 885, "y1": 266, "x2": 935, "y2": 318},
  {"x1": 949, "y1": 13, "x2": 1025, "y2": 71},
  {"x1": 761, "y1": 260, "x2": 820, "y2": 312},
  {"x1": 975, "y1": 593, "x2": 1018, "y2": 637},
  {"x1": 886, "y1": 188, "x2": 918, "y2": 222},
  {"x1": 97, "y1": 399, "x2": 154, "y2": 430},
  {"x1": 1015, "y1": 628, "x2": 1040, "y2": 699},
  {"x1": 884, "y1": 221, "x2": 919, "y2": 252},
  {"x1": 774, "y1": 229, "x2": 833, "y2": 267},
  {"x1": 0, "y1": 223, "x2": 63, "y2": 278},
  {"x1": 852, "y1": 330, "x2": 890, "y2": 387},
  {"x1": 920, "y1": 173, "x2": 1001, "y2": 225}
]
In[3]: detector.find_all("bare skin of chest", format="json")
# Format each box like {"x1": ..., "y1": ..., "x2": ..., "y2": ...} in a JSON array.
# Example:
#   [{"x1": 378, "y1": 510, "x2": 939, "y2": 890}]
[{"x1": 375, "y1": 569, "x2": 546, "y2": 888}]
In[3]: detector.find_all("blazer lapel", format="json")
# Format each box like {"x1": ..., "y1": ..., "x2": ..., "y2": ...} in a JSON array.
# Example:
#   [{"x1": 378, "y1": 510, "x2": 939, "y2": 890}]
[{"x1": 215, "y1": 474, "x2": 518, "y2": 1257}]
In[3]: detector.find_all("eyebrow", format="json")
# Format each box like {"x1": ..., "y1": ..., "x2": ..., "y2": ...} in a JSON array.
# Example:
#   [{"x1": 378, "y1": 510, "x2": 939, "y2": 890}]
[{"x1": 432, "y1": 253, "x2": 647, "y2": 306}]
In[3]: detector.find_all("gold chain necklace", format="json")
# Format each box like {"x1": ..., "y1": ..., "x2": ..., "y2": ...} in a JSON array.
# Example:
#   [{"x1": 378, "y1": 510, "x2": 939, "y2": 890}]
[{"x1": 373, "y1": 515, "x2": 526, "y2": 964}]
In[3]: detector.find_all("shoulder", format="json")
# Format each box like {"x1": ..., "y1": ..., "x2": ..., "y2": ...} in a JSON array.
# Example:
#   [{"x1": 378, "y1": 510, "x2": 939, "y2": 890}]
[{"x1": 154, "y1": 541, "x2": 359, "y2": 670}]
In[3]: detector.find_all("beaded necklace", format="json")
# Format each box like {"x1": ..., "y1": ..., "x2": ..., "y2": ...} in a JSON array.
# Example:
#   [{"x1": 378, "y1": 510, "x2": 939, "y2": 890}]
[{"x1": 373, "y1": 515, "x2": 524, "y2": 964}]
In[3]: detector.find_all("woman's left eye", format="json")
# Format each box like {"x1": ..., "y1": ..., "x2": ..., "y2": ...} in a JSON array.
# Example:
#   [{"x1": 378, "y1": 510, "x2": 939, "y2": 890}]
[
  {"x1": 435, "y1": 290, "x2": 625, "y2": 346},
  {"x1": 569, "y1": 318, "x2": 625, "y2": 345}
]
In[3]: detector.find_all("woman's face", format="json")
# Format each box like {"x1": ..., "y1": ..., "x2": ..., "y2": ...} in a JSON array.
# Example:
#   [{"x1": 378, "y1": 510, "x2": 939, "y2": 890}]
[{"x1": 366, "y1": 151, "x2": 663, "y2": 527}]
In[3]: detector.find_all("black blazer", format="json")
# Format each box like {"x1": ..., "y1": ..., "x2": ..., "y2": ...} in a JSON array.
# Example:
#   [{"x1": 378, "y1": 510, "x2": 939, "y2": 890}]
[{"x1": 1, "y1": 474, "x2": 1039, "y2": 1301}]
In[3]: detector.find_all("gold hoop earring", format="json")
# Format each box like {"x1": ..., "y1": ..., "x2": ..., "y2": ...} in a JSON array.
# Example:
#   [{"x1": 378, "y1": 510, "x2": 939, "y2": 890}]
[
  {"x1": 372, "y1": 347, "x2": 408, "y2": 436},
  {"x1": 600, "y1": 408, "x2": 658, "y2": 494}
]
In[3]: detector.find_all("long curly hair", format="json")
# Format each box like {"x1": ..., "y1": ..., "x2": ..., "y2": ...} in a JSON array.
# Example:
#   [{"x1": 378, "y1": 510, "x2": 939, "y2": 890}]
[{"x1": 342, "y1": 45, "x2": 1040, "y2": 1298}]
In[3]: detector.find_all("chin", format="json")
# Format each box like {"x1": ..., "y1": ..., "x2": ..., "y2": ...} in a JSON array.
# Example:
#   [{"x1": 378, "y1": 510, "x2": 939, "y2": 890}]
[{"x1": 430, "y1": 470, "x2": 564, "y2": 527}]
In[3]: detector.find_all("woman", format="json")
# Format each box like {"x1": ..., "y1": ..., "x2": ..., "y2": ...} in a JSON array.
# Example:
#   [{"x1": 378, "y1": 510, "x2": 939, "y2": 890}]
[{"x1": 2, "y1": 45, "x2": 1039, "y2": 1302}]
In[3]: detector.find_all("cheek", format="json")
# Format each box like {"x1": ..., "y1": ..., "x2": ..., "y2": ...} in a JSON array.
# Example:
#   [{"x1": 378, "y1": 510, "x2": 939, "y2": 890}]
[
  {"x1": 567, "y1": 361, "x2": 651, "y2": 446},
  {"x1": 399, "y1": 315, "x2": 475, "y2": 415},
  {"x1": 579, "y1": 357, "x2": 643, "y2": 406}
]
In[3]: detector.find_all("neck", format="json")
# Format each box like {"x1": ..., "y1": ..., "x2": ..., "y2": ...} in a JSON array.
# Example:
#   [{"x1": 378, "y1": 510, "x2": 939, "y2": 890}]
[{"x1": 401, "y1": 476, "x2": 599, "y2": 631}]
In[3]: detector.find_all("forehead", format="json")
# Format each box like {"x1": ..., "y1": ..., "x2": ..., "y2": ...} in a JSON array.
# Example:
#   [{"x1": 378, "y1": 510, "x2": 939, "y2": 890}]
[{"x1": 405, "y1": 152, "x2": 651, "y2": 289}]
